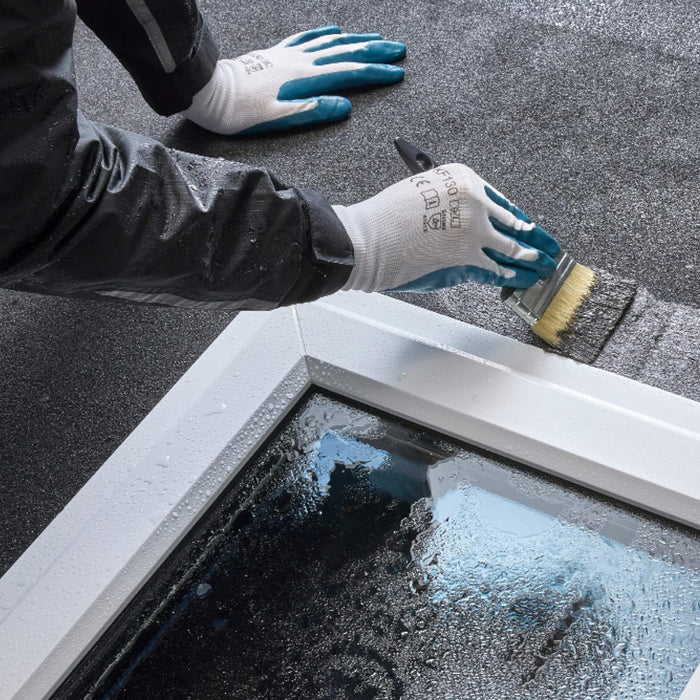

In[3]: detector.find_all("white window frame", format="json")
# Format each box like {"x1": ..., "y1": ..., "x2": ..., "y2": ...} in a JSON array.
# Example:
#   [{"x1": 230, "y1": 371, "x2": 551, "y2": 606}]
[{"x1": 1, "y1": 291, "x2": 698, "y2": 699}]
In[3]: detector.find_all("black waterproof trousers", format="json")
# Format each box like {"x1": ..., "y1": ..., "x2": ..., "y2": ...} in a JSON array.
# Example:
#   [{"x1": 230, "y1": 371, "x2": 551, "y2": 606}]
[{"x1": 0, "y1": 0, "x2": 354, "y2": 309}]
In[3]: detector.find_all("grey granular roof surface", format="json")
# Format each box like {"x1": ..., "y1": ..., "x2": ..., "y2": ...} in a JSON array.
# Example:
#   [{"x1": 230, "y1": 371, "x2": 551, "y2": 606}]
[{"x1": 1, "y1": 0, "x2": 699, "y2": 576}]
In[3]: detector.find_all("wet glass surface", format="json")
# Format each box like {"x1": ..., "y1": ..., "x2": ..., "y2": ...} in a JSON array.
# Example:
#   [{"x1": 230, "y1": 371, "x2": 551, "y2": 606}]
[{"x1": 56, "y1": 391, "x2": 700, "y2": 699}]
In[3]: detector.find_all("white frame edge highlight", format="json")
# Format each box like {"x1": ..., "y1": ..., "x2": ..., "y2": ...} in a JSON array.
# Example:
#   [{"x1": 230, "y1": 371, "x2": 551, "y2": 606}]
[{"x1": 0, "y1": 291, "x2": 698, "y2": 699}]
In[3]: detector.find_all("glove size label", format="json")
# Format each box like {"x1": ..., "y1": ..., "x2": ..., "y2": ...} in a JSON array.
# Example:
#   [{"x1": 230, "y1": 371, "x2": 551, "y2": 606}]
[
  {"x1": 236, "y1": 52, "x2": 274, "y2": 75},
  {"x1": 410, "y1": 168, "x2": 463, "y2": 233}
]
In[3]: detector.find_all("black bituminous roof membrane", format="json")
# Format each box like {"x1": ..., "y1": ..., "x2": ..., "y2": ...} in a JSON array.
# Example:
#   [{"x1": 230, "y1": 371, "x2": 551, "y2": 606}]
[{"x1": 1, "y1": 0, "x2": 698, "y2": 576}]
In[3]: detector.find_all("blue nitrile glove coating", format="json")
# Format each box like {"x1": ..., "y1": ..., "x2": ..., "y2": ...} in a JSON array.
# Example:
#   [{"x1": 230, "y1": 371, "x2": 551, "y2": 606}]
[
  {"x1": 183, "y1": 26, "x2": 406, "y2": 135},
  {"x1": 239, "y1": 97, "x2": 351, "y2": 135},
  {"x1": 389, "y1": 183, "x2": 560, "y2": 291},
  {"x1": 285, "y1": 25, "x2": 346, "y2": 47},
  {"x1": 334, "y1": 164, "x2": 562, "y2": 294},
  {"x1": 388, "y1": 264, "x2": 540, "y2": 293},
  {"x1": 277, "y1": 64, "x2": 406, "y2": 101},
  {"x1": 301, "y1": 32, "x2": 383, "y2": 50},
  {"x1": 311, "y1": 41, "x2": 407, "y2": 65}
]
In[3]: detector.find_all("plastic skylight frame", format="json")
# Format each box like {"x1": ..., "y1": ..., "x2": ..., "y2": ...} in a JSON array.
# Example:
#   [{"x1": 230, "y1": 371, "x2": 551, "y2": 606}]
[{"x1": 0, "y1": 291, "x2": 698, "y2": 699}]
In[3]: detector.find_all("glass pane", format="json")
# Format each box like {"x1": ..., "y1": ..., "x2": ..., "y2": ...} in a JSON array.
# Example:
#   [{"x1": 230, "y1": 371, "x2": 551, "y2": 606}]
[{"x1": 56, "y1": 391, "x2": 700, "y2": 700}]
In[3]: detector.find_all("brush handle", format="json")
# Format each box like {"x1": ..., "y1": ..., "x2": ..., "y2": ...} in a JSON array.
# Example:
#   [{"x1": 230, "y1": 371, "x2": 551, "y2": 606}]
[{"x1": 393, "y1": 137, "x2": 435, "y2": 174}]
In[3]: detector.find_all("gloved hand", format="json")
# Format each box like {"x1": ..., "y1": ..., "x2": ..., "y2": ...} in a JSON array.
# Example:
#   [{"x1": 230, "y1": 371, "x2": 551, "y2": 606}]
[
  {"x1": 333, "y1": 164, "x2": 561, "y2": 293},
  {"x1": 182, "y1": 26, "x2": 406, "y2": 135}
]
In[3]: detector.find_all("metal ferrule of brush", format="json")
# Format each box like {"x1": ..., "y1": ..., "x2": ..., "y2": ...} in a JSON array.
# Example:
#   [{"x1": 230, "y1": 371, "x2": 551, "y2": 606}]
[{"x1": 501, "y1": 251, "x2": 575, "y2": 326}]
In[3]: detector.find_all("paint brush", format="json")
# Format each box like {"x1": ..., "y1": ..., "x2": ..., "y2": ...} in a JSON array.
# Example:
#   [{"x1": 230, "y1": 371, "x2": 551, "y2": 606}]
[
  {"x1": 393, "y1": 137, "x2": 638, "y2": 364},
  {"x1": 500, "y1": 259, "x2": 637, "y2": 364}
]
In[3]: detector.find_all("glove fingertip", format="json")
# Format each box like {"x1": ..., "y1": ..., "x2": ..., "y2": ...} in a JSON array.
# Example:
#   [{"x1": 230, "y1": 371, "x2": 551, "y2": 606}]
[
  {"x1": 538, "y1": 252, "x2": 558, "y2": 276},
  {"x1": 368, "y1": 63, "x2": 405, "y2": 83},
  {"x1": 532, "y1": 224, "x2": 561, "y2": 257},
  {"x1": 378, "y1": 40, "x2": 407, "y2": 61},
  {"x1": 313, "y1": 95, "x2": 352, "y2": 122}
]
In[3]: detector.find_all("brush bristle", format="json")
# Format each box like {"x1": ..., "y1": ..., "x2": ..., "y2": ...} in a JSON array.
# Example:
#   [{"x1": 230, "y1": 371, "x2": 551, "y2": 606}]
[{"x1": 532, "y1": 263, "x2": 597, "y2": 347}]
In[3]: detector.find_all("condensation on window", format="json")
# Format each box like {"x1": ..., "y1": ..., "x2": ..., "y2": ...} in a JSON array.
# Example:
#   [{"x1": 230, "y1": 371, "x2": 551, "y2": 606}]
[{"x1": 57, "y1": 392, "x2": 700, "y2": 700}]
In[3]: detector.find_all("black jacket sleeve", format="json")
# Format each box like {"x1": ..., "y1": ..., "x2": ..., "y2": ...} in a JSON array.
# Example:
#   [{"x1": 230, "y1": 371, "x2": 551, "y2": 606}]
[
  {"x1": 75, "y1": 0, "x2": 219, "y2": 115},
  {"x1": 0, "y1": 0, "x2": 353, "y2": 310}
]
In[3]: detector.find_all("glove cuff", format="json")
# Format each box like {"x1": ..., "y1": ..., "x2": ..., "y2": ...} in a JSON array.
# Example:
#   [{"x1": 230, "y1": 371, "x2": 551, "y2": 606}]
[
  {"x1": 182, "y1": 60, "x2": 237, "y2": 134},
  {"x1": 333, "y1": 205, "x2": 370, "y2": 292},
  {"x1": 332, "y1": 199, "x2": 403, "y2": 293}
]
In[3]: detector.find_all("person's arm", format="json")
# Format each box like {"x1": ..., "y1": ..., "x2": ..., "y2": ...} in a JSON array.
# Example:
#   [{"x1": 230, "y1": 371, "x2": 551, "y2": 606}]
[
  {"x1": 0, "y1": 0, "x2": 353, "y2": 309},
  {"x1": 75, "y1": 0, "x2": 219, "y2": 116},
  {"x1": 1, "y1": 2, "x2": 558, "y2": 308},
  {"x1": 76, "y1": 1, "x2": 406, "y2": 133}
]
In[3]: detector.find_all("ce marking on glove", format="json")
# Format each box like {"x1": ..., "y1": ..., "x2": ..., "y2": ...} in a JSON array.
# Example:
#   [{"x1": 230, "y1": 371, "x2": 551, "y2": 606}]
[
  {"x1": 409, "y1": 175, "x2": 432, "y2": 188},
  {"x1": 408, "y1": 168, "x2": 462, "y2": 232}
]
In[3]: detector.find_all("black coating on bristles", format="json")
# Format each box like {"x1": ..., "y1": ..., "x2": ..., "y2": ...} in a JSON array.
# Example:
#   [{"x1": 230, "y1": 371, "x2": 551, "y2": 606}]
[{"x1": 556, "y1": 269, "x2": 638, "y2": 363}]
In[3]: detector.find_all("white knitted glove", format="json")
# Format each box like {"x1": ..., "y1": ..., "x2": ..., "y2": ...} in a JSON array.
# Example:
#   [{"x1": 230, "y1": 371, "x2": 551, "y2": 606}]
[
  {"x1": 182, "y1": 26, "x2": 405, "y2": 135},
  {"x1": 333, "y1": 164, "x2": 560, "y2": 292}
]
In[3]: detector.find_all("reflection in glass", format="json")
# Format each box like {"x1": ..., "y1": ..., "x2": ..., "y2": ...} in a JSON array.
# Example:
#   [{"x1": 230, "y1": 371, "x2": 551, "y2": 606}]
[{"x1": 56, "y1": 392, "x2": 700, "y2": 699}]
